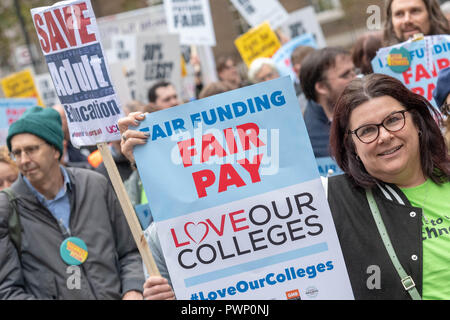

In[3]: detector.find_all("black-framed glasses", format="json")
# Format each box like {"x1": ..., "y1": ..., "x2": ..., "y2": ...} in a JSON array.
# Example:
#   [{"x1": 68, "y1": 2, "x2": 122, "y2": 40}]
[
  {"x1": 348, "y1": 110, "x2": 409, "y2": 144},
  {"x1": 9, "y1": 143, "x2": 47, "y2": 161}
]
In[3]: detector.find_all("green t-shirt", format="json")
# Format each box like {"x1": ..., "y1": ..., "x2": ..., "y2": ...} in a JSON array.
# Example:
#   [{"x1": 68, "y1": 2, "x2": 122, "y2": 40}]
[{"x1": 401, "y1": 179, "x2": 450, "y2": 300}]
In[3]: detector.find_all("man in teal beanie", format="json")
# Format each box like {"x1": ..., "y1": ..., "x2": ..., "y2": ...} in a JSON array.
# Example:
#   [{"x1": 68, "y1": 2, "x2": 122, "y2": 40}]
[{"x1": 0, "y1": 106, "x2": 145, "y2": 300}]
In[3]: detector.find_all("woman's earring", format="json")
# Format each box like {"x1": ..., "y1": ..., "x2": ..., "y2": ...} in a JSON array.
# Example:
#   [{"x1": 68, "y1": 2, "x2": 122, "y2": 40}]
[{"x1": 418, "y1": 130, "x2": 422, "y2": 137}]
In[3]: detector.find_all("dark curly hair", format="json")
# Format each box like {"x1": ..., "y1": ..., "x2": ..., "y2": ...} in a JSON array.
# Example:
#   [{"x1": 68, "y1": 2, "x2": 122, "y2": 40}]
[{"x1": 330, "y1": 73, "x2": 450, "y2": 188}]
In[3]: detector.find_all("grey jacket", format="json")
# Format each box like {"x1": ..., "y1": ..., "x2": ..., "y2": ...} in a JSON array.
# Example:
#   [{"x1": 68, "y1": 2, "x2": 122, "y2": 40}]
[{"x1": 0, "y1": 167, "x2": 145, "y2": 300}]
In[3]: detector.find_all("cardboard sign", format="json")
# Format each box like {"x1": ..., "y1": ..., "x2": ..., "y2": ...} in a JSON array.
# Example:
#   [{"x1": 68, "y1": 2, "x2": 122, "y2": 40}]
[
  {"x1": 229, "y1": 0, "x2": 288, "y2": 30},
  {"x1": 31, "y1": 0, "x2": 124, "y2": 146},
  {"x1": 1, "y1": 69, "x2": 44, "y2": 107},
  {"x1": 133, "y1": 77, "x2": 354, "y2": 300},
  {"x1": 35, "y1": 73, "x2": 59, "y2": 108},
  {"x1": 235, "y1": 22, "x2": 281, "y2": 67},
  {"x1": 135, "y1": 33, "x2": 182, "y2": 103},
  {"x1": 0, "y1": 98, "x2": 38, "y2": 146},
  {"x1": 272, "y1": 33, "x2": 317, "y2": 81},
  {"x1": 372, "y1": 35, "x2": 450, "y2": 108},
  {"x1": 278, "y1": 6, "x2": 326, "y2": 49},
  {"x1": 164, "y1": 0, "x2": 216, "y2": 46}
]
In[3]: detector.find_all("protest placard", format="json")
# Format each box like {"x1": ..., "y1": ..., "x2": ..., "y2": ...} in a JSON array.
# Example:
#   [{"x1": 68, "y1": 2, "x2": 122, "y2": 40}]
[
  {"x1": 372, "y1": 35, "x2": 450, "y2": 108},
  {"x1": 135, "y1": 33, "x2": 182, "y2": 104},
  {"x1": 164, "y1": 0, "x2": 216, "y2": 46},
  {"x1": 235, "y1": 22, "x2": 281, "y2": 67},
  {"x1": 0, "y1": 98, "x2": 37, "y2": 146},
  {"x1": 1, "y1": 69, "x2": 44, "y2": 107},
  {"x1": 278, "y1": 6, "x2": 326, "y2": 49},
  {"x1": 272, "y1": 33, "x2": 317, "y2": 81},
  {"x1": 133, "y1": 76, "x2": 354, "y2": 300},
  {"x1": 31, "y1": 0, "x2": 160, "y2": 277},
  {"x1": 229, "y1": 0, "x2": 288, "y2": 30},
  {"x1": 97, "y1": 5, "x2": 168, "y2": 50}
]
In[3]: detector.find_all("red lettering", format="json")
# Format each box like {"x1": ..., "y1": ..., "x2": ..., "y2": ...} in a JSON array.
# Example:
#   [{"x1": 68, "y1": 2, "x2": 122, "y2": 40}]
[
  {"x1": 229, "y1": 210, "x2": 249, "y2": 232},
  {"x1": 33, "y1": 14, "x2": 50, "y2": 53},
  {"x1": 402, "y1": 67, "x2": 413, "y2": 85},
  {"x1": 74, "y1": 3, "x2": 97, "y2": 44},
  {"x1": 224, "y1": 128, "x2": 238, "y2": 154},
  {"x1": 218, "y1": 164, "x2": 246, "y2": 193},
  {"x1": 201, "y1": 134, "x2": 227, "y2": 163},
  {"x1": 238, "y1": 154, "x2": 263, "y2": 183},
  {"x1": 427, "y1": 83, "x2": 435, "y2": 101},
  {"x1": 437, "y1": 58, "x2": 450, "y2": 71},
  {"x1": 44, "y1": 11, "x2": 67, "y2": 51},
  {"x1": 192, "y1": 169, "x2": 215, "y2": 198},
  {"x1": 411, "y1": 87, "x2": 425, "y2": 96},
  {"x1": 415, "y1": 64, "x2": 431, "y2": 82},
  {"x1": 236, "y1": 123, "x2": 265, "y2": 151},
  {"x1": 170, "y1": 228, "x2": 190, "y2": 248}
]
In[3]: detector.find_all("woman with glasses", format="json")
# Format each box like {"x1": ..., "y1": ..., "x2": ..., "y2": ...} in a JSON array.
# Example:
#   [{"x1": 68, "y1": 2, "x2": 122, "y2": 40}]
[{"x1": 327, "y1": 73, "x2": 450, "y2": 299}]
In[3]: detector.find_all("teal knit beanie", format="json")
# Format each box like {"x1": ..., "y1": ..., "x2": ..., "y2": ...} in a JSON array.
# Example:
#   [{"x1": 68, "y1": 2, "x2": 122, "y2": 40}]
[{"x1": 7, "y1": 106, "x2": 64, "y2": 159}]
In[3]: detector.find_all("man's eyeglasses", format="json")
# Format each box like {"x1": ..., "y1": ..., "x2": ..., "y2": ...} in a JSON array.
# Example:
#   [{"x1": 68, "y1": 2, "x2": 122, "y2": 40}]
[
  {"x1": 348, "y1": 110, "x2": 409, "y2": 144},
  {"x1": 9, "y1": 143, "x2": 47, "y2": 161}
]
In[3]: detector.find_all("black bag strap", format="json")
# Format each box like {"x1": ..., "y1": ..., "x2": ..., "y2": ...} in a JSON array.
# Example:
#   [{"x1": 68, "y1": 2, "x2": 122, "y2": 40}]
[{"x1": 2, "y1": 188, "x2": 21, "y2": 255}]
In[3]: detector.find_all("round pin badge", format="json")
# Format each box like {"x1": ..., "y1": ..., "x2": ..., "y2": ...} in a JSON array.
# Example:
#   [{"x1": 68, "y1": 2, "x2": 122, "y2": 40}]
[
  {"x1": 387, "y1": 47, "x2": 411, "y2": 73},
  {"x1": 60, "y1": 237, "x2": 88, "y2": 266}
]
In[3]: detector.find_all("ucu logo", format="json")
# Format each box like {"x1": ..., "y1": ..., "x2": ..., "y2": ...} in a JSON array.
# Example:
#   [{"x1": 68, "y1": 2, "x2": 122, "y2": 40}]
[{"x1": 106, "y1": 124, "x2": 119, "y2": 133}]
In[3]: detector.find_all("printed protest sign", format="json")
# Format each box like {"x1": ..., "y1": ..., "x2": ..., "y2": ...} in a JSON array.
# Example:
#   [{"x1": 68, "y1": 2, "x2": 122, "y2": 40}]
[
  {"x1": 372, "y1": 35, "x2": 450, "y2": 108},
  {"x1": 229, "y1": 0, "x2": 288, "y2": 30},
  {"x1": 278, "y1": 6, "x2": 326, "y2": 48},
  {"x1": 316, "y1": 157, "x2": 343, "y2": 178},
  {"x1": 1, "y1": 69, "x2": 44, "y2": 107},
  {"x1": 272, "y1": 33, "x2": 317, "y2": 81},
  {"x1": 31, "y1": 0, "x2": 124, "y2": 146},
  {"x1": 133, "y1": 76, "x2": 354, "y2": 300},
  {"x1": 97, "y1": 5, "x2": 168, "y2": 50},
  {"x1": 135, "y1": 33, "x2": 182, "y2": 103},
  {"x1": 0, "y1": 98, "x2": 37, "y2": 146},
  {"x1": 164, "y1": 0, "x2": 216, "y2": 46},
  {"x1": 235, "y1": 22, "x2": 281, "y2": 67}
]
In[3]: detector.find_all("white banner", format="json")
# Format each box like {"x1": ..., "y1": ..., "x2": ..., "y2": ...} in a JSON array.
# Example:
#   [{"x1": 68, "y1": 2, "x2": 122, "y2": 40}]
[{"x1": 164, "y1": 0, "x2": 216, "y2": 46}]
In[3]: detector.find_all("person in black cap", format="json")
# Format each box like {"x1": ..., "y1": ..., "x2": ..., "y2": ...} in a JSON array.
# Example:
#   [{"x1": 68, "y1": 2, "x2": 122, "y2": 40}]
[
  {"x1": 433, "y1": 66, "x2": 450, "y2": 151},
  {"x1": 0, "y1": 106, "x2": 145, "y2": 300}
]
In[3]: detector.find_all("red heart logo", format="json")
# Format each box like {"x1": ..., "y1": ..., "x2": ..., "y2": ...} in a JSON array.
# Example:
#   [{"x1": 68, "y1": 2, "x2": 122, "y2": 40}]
[{"x1": 184, "y1": 221, "x2": 209, "y2": 244}]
